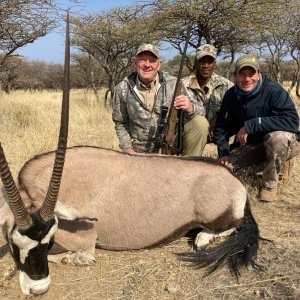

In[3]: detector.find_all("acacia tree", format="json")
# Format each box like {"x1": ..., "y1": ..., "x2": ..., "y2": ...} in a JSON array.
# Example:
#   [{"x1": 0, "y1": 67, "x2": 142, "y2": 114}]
[
  {"x1": 0, "y1": 55, "x2": 23, "y2": 93},
  {"x1": 72, "y1": 6, "x2": 162, "y2": 106},
  {"x1": 248, "y1": 1, "x2": 298, "y2": 84},
  {"x1": 289, "y1": 37, "x2": 300, "y2": 98},
  {"x1": 141, "y1": 0, "x2": 261, "y2": 72},
  {"x1": 72, "y1": 53, "x2": 107, "y2": 102},
  {"x1": 285, "y1": 0, "x2": 300, "y2": 98},
  {"x1": 141, "y1": 0, "x2": 292, "y2": 76},
  {"x1": 0, "y1": 0, "x2": 56, "y2": 67}
]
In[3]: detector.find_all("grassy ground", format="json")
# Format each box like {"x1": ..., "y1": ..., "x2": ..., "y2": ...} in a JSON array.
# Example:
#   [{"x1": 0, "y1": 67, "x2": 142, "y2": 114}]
[{"x1": 0, "y1": 88, "x2": 299, "y2": 299}]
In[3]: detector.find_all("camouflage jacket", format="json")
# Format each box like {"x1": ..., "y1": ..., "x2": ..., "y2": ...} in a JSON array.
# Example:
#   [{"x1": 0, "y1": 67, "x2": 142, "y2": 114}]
[
  {"x1": 112, "y1": 71, "x2": 202, "y2": 152},
  {"x1": 181, "y1": 73, "x2": 234, "y2": 122}
]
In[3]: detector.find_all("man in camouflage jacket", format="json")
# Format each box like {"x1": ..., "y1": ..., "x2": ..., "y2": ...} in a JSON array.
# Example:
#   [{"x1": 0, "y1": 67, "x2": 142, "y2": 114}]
[
  {"x1": 182, "y1": 44, "x2": 233, "y2": 150},
  {"x1": 112, "y1": 44, "x2": 206, "y2": 155}
]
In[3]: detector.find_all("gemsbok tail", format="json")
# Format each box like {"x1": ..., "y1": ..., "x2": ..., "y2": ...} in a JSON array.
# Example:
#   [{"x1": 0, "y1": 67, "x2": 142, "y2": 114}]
[{"x1": 180, "y1": 197, "x2": 260, "y2": 278}]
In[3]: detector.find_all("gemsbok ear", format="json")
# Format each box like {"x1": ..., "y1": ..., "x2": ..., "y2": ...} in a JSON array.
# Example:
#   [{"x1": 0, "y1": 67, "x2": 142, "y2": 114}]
[
  {"x1": 54, "y1": 201, "x2": 98, "y2": 222},
  {"x1": 0, "y1": 203, "x2": 13, "y2": 228}
]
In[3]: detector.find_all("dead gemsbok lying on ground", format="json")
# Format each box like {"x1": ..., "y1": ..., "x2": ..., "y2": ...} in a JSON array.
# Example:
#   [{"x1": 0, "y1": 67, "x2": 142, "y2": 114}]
[
  {"x1": 0, "y1": 148, "x2": 261, "y2": 295},
  {"x1": 0, "y1": 15, "x2": 260, "y2": 296}
]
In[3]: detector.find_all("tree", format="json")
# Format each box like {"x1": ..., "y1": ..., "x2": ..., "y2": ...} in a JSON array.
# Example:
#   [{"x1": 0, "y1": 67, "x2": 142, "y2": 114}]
[
  {"x1": 142, "y1": 0, "x2": 291, "y2": 74},
  {"x1": 164, "y1": 54, "x2": 194, "y2": 77},
  {"x1": 14, "y1": 59, "x2": 47, "y2": 90},
  {"x1": 141, "y1": 0, "x2": 254, "y2": 69},
  {"x1": 285, "y1": 0, "x2": 300, "y2": 98},
  {"x1": 0, "y1": 55, "x2": 22, "y2": 92},
  {"x1": 0, "y1": 0, "x2": 56, "y2": 68},
  {"x1": 72, "y1": 53, "x2": 107, "y2": 101},
  {"x1": 72, "y1": 6, "x2": 162, "y2": 106},
  {"x1": 246, "y1": 1, "x2": 297, "y2": 84}
]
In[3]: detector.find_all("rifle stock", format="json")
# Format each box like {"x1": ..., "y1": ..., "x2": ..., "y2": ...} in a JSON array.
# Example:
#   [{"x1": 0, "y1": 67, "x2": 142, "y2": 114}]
[{"x1": 160, "y1": 82, "x2": 182, "y2": 155}]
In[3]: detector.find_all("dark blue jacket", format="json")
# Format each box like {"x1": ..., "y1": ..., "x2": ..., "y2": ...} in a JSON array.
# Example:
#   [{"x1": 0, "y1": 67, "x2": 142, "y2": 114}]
[{"x1": 215, "y1": 75, "x2": 300, "y2": 157}]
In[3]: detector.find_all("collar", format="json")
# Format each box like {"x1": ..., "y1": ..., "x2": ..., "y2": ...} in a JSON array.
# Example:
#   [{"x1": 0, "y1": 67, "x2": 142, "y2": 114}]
[
  {"x1": 186, "y1": 72, "x2": 221, "y2": 91},
  {"x1": 136, "y1": 74, "x2": 158, "y2": 90}
]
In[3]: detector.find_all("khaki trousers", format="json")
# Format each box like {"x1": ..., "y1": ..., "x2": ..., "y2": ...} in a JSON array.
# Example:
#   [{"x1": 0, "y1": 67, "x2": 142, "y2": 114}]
[{"x1": 182, "y1": 115, "x2": 209, "y2": 156}]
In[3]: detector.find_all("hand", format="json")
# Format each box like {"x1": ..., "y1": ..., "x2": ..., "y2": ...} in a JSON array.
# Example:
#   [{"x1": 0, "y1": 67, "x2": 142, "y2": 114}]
[
  {"x1": 219, "y1": 156, "x2": 230, "y2": 166},
  {"x1": 174, "y1": 95, "x2": 193, "y2": 113},
  {"x1": 219, "y1": 156, "x2": 234, "y2": 170},
  {"x1": 125, "y1": 147, "x2": 137, "y2": 155},
  {"x1": 236, "y1": 127, "x2": 248, "y2": 146}
]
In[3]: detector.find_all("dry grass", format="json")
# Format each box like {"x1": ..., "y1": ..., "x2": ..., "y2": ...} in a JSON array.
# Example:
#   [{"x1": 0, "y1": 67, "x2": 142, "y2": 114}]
[
  {"x1": 0, "y1": 88, "x2": 299, "y2": 299},
  {"x1": 0, "y1": 89, "x2": 119, "y2": 175}
]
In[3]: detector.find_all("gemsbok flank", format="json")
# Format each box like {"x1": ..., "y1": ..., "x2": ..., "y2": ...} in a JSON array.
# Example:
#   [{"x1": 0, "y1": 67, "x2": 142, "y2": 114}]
[{"x1": 0, "y1": 15, "x2": 260, "y2": 297}]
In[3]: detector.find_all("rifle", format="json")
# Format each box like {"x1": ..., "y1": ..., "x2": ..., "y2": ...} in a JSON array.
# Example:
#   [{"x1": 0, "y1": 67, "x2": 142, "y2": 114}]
[{"x1": 160, "y1": 24, "x2": 192, "y2": 155}]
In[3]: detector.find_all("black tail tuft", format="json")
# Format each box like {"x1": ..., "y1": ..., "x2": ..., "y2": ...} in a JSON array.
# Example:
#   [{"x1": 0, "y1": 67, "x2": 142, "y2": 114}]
[{"x1": 179, "y1": 197, "x2": 260, "y2": 278}]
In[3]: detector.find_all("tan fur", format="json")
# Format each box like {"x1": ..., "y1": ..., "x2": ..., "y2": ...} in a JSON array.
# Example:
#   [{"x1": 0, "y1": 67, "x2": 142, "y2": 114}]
[{"x1": 8, "y1": 146, "x2": 247, "y2": 252}]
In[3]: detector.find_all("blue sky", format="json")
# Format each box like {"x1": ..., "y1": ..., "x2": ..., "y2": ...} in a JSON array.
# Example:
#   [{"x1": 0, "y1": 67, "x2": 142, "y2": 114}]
[{"x1": 17, "y1": 0, "x2": 145, "y2": 63}]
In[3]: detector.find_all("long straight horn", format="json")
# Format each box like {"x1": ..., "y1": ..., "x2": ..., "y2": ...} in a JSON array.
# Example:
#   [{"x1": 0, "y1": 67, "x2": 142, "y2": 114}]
[
  {"x1": 39, "y1": 12, "x2": 70, "y2": 222},
  {"x1": 0, "y1": 144, "x2": 32, "y2": 230}
]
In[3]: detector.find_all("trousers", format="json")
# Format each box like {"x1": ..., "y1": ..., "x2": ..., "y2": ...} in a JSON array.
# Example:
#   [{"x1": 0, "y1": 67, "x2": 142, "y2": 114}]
[{"x1": 228, "y1": 131, "x2": 300, "y2": 188}]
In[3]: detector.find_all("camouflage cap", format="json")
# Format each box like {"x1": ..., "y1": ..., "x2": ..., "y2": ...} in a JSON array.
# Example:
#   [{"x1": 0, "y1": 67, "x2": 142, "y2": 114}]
[
  {"x1": 235, "y1": 55, "x2": 260, "y2": 73},
  {"x1": 136, "y1": 43, "x2": 160, "y2": 58},
  {"x1": 196, "y1": 44, "x2": 217, "y2": 60}
]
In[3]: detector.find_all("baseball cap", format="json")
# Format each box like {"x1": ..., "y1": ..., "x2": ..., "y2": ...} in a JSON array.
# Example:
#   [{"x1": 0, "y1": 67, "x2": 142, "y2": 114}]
[
  {"x1": 235, "y1": 55, "x2": 260, "y2": 73},
  {"x1": 136, "y1": 44, "x2": 160, "y2": 58},
  {"x1": 196, "y1": 44, "x2": 217, "y2": 60}
]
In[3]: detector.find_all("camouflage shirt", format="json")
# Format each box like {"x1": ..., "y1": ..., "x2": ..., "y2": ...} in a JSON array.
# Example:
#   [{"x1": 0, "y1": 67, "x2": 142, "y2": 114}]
[
  {"x1": 181, "y1": 73, "x2": 233, "y2": 122},
  {"x1": 112, "y1": 71, "x2": 201, "y2": 152}
]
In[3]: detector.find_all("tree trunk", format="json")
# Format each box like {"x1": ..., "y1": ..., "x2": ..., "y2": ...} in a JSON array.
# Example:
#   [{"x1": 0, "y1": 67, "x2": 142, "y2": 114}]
[
  {"x1": 104, "y1": 78, "x2": 115, "y2": 108},
  {"x1": 90, "y1": 70, "x2": 100, "y2": 102},
  {"x1": 296, "y1": 80, "x2": 300, "y2": 98}
]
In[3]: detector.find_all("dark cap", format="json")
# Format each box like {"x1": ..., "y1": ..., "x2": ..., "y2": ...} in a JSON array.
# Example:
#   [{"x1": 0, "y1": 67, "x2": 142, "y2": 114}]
[
  {"x1": 136, "y1": 43, "x2": 160, "y2": 58},
  {"x1": 196, "y1": 44, "x2": 217, "y2": 60},
  {"x1": 235, "y1": 55, "x2": 260, "y2": 73}
]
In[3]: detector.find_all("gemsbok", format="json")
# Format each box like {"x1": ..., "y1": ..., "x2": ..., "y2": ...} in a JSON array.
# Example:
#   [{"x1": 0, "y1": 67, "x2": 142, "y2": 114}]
[{"x1": 0, "y1": 14, "x2": 260, "y2": 296}]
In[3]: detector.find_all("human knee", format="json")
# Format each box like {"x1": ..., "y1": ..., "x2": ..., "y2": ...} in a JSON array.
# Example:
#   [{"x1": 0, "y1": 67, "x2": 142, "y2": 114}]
[
  {"x1": 185, "y1": 115, "x2": 209, "y2": 134},
  {"x1": 264, "y1": 131, "x2": 290, "y2": 154},
  {"x1": 264, "y1": 131, "x2": 288, "y2": 146}
]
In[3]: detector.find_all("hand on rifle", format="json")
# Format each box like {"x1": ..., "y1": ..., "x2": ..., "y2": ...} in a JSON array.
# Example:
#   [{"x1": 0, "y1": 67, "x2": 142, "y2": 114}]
[{"x1": 174, "y1": 95, "x2": 193, "y2": 113}]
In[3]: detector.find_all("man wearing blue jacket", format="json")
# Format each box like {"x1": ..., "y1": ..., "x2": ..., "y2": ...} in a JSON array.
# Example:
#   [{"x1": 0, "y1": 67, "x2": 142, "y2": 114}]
[{"x1": 215, "y1": 54, "x2": 300, "y2": 201}]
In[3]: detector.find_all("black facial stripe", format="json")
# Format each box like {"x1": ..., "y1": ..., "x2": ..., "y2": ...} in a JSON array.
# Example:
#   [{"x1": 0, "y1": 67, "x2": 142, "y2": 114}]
[
  {"x1": 18, "y1": 212, "x2": 55, "y2": 242},
  {"x1": 20, "y1": 243, "x2": 50, "y2": 279}
]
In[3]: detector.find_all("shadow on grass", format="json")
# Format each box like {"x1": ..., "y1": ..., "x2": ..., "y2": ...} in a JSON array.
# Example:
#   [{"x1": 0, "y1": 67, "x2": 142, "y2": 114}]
[{"x1": 0, "y1": 243, "x2": 9, "y2": 259}]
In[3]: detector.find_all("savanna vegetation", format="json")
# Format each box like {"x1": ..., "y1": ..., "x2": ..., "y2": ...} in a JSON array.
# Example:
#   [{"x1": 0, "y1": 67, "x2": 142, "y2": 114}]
[
  {"x1": 1, "y1": 0, "x2": 300, "y2": 101},
  {"x1": 0, "y1": 0, "x2": 300, "y2": 299},
  {"x1": 0, "y1": 88, "x2": 299, "y2": 299}
]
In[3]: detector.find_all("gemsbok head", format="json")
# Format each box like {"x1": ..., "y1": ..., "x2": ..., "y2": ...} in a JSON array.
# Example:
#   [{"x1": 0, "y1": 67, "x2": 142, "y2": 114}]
[{"x1": 0, "y1": 12, "x2": 70, "y2": 295}]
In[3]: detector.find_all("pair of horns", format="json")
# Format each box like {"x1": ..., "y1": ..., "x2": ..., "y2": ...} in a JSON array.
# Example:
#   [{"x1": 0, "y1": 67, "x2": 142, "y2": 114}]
[{"x1": 0, "y1": 12, "x2": 70, "y2": 229}]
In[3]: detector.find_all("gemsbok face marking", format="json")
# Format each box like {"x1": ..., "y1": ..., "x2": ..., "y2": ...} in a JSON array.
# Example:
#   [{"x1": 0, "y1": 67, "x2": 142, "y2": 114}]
[{"x1": 9, "y1": 215, "x2": 58, "y2": 294}]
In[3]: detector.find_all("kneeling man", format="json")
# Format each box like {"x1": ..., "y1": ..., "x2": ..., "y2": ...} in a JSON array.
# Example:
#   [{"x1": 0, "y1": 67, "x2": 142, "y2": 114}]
[{"x1": 215, "y1": 54, "x2": 300, "y2": 201}]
